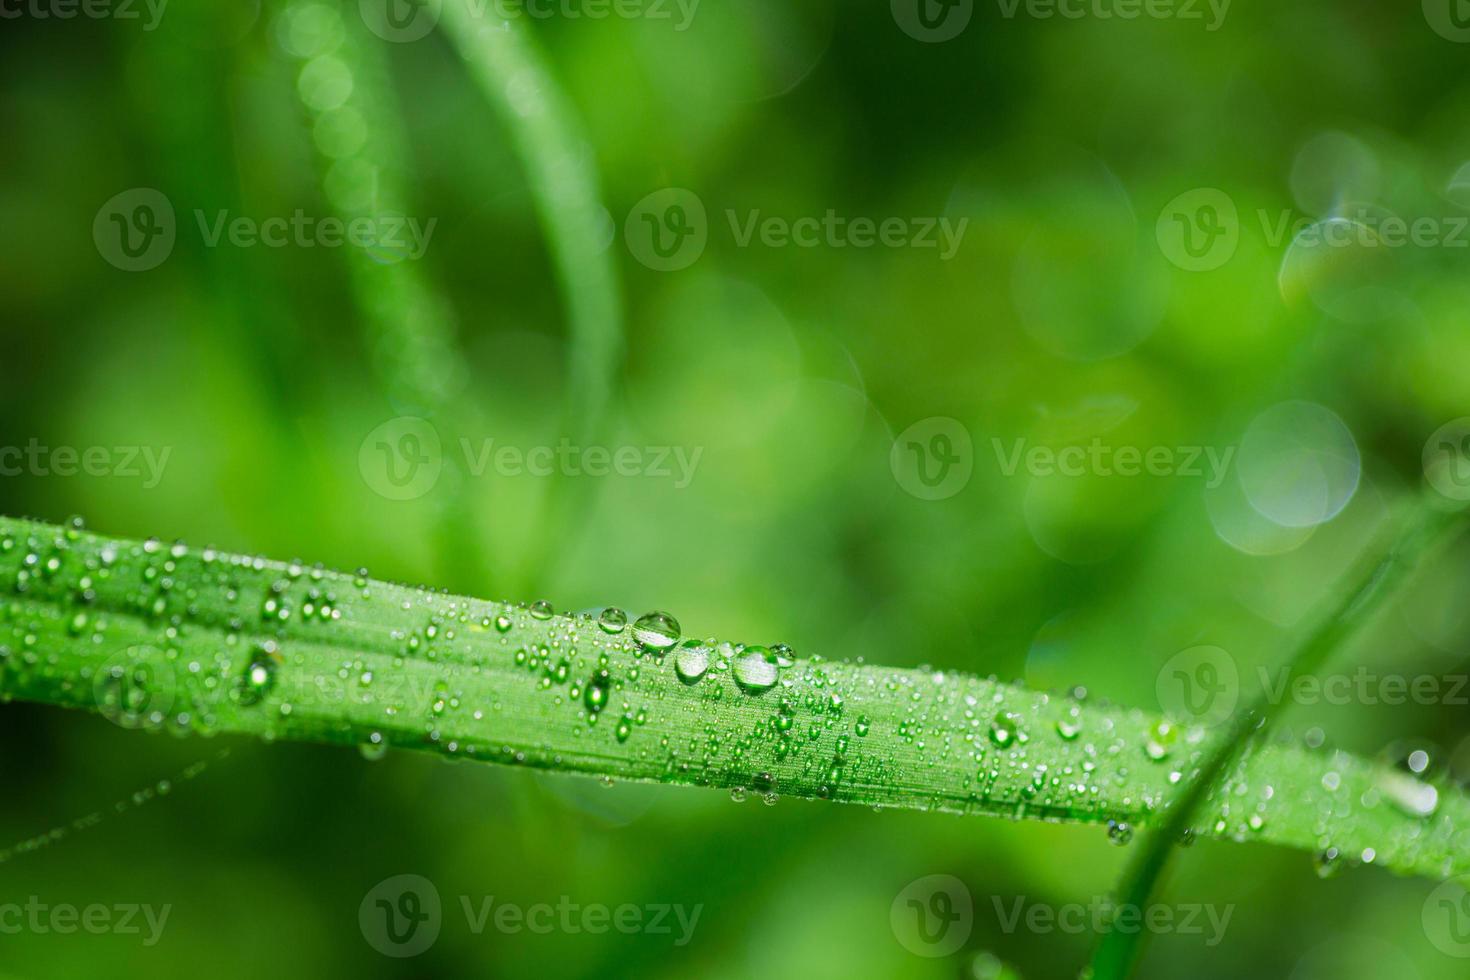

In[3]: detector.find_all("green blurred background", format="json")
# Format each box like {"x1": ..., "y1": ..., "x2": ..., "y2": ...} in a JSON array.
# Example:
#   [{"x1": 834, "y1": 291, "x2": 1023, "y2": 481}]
[{"x1": 4, "y1": 0, "x2": 1470, "y2": 976}]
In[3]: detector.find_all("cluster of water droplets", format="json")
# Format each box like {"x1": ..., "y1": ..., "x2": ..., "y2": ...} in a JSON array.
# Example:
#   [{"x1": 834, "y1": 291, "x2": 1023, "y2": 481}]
[{"x1": 0, "y1": 516, "x2": 1464, "y2": 875}]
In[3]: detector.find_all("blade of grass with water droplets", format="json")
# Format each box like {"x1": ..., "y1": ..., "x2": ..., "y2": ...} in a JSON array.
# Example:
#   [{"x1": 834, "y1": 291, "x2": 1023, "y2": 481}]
[
  {"x1": 0, "y1": 515, "x2": 1466, "y2": 882},
  {"x1": 1087, "y1": 500, "x2": 1467, "y2": 980}
]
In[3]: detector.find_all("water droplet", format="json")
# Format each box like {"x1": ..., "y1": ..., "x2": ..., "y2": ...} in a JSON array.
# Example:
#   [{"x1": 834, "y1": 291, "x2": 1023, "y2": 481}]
[
  {"x1": 598, "y1": 607, "x2": 628, "y2": 633},
  {"x1": 1314, "y1": 846, "x2": 1342, "y2": 878},
  {"x1": 493, "y1": 614, "x2": 512, "y2": 633},
  {"x1": 674, "y1": 640, "x2": 710, "y2": 685},
  {"x1": 1145, "y1": 719, "x2": 1177, "y2": 761},
  {"x1": 529, "y1": 599, "x2": 554, "y2": 621},
  {"x1": 1377, "y1": 768, "x2": 1440, "y2": 818},
  {"x1": 632, "y1": 611, "x2": 680, "y2": 652},
  {"x1": 1107, "y1": 820, "x2": 1134, "y2": 846},
  {"x1": 989, "y1": 710, "x2": 1025, "y2": 748},
  {"x1": 236, "y1": 642, "x2": 280, "y2": 706},
  {"x1": 733, "y1": 650, "x2": 778, "y2": 694},
  {"x1": 1056, "y1": 706, "x2": 1081, "y2": 741},
  {"x1": 359, "y1": 733, "x2": 387, "y2": 761},
  {"x1": 584, "y1": 669, "x2": 612, "y2": 714}
]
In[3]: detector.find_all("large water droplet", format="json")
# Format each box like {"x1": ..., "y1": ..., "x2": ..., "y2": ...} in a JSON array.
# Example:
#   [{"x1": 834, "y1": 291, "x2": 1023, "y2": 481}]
[
  {"x1": 674, "y1": 640, "x2": 710, "y2": 685},
  {"x1": 632, "y1": 611, "x2": 680, "y2": 652},
  {"x1": 733, "y1": 649, "x2": 778, "y2": 694},
  {"x1": 598, "y1": 607, "x2": 628, "y2": 634},
  {"x1": 989, "y1": 710, "x2": 1026, "y2": 748}
]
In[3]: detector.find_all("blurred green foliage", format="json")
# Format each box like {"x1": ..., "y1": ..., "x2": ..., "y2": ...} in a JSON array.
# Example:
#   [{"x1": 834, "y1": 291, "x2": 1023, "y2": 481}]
[{"x1": 3, "y1": 0, "x2": 1470, "y2": 976}]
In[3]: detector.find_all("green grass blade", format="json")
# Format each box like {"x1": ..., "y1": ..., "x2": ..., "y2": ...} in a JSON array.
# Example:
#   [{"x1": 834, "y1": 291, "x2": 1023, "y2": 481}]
[
  {"x1": 0, "y1": 515, "x2": 1465, "y2": 881},
  {"x1": 432, "y1": 3, "x2": 625, "y2": 591},
  {"x1": 1087, "y1": 501, "x2": 1465, "y2": 979},
  {"x1": 436, "y1": 1, "x2": 623, "y2": 443}
]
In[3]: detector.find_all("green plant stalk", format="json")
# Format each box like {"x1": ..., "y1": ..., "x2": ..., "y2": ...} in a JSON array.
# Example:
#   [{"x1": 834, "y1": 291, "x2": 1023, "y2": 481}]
[
  {"x1": 1086, "y1": 501, "x2": 1465, "y2": 979},
  {"x1": 436, "y1": 1, "x2": 625, "y2": 592},
  {"x1": 279, "y1": 3, "x2": 487, "y2": 591},
  {"x1": 437, "y1": 0, "x2": 623, "y2": 445},
  {"x1": 0, "y1": 515, "x2": 1466, "y2": 881}
]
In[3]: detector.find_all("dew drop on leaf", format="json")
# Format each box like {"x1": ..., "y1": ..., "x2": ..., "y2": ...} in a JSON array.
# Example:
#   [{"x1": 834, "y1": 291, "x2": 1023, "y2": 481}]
[
  {"x1": 632, "y1": 611, "x2": 680, "y2": 652},
  {"x1": 236, "y1": 642, "x2": 280, "y2": 706},
  {"x1": 674, "y1": 640, "x2": 710, "y2": 685},
  {"x1": 733, "y1": 650, "x2": 778, "y2": 694},
  {"x1": 598, "y1": 607, "x2": 628, "y2": 634}
]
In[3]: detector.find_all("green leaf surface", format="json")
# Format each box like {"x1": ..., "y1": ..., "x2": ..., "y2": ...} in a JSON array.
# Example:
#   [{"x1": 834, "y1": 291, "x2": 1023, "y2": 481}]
[{"x1": 1, "y1": 516, "x2": 1465, "y2": 881}]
